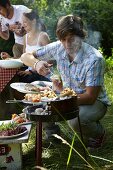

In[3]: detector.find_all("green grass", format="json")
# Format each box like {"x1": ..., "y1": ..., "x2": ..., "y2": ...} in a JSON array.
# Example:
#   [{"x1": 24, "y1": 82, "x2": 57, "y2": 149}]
[{"x1": 22, "y1": 73, "x2": 113, "y2": 170}]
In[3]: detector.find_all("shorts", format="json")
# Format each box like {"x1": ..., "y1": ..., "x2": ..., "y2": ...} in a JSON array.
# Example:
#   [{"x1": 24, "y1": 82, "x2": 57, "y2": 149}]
[{"x1": 12, "y1": 43, "x2": 23, "y2": 58}]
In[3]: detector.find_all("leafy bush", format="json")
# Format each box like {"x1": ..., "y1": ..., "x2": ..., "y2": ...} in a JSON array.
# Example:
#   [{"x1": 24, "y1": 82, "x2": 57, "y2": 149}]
[
  {"x1": 104, "y1": 49, "x2": 113, "y2": 75},
  {"x1": 68, "y1": 0, "x2": 113, "y2": 56},
  {"x1": 1, "y1": 0, "x2": 113, "y2": 57},
  {"x1": 30, "y1": 0, "x2": 113, "y2": 56}
]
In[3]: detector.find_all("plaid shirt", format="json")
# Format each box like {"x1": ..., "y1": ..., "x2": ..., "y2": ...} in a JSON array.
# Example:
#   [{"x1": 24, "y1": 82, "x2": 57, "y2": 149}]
[{"x1": 36, "y1": 41, "x2": 110, "y2": 106}]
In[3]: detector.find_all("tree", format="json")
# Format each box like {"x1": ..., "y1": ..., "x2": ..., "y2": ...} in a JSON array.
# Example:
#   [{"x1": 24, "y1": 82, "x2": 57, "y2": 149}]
[{"x1": 1, "y1": 0, "x2": 113, "y2": 56}]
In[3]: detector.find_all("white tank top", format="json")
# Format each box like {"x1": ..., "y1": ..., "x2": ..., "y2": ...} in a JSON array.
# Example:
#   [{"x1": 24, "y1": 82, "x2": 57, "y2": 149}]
[
  {"x1": 25, "y1": 33, "x2": 41, "y2": 53},
  {"x1": 25, "y1": 33, "x2": 41, "y2": 70},
  {"x1": 25, "y1": 32, "x2": 51, "y2": 80}
]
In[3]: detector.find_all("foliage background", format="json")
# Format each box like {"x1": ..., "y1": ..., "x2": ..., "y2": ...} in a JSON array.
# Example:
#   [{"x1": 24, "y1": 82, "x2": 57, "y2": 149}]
[
  {"x1": 0, "y1": 0, "x2": 113, "y2": 57},
  {"x1": 0, "y1": 1, "x2": 113, "y2": 169}
]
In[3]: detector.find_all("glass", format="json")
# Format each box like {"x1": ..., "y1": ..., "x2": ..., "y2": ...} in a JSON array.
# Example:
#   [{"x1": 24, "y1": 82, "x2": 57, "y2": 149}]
[{"x1": 50, "y1": 74, "x2": 62, "y2": 92}]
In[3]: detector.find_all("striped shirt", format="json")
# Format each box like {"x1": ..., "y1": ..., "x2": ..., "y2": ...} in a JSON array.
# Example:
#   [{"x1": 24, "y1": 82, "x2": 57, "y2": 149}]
[{"x1": 36, "y1": 41, "x2": 110, "y2": 106}]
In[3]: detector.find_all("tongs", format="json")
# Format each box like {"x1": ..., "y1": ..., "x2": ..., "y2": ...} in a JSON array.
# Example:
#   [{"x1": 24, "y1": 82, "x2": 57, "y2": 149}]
[{"x1": 6, "y1": 100, "x2": 24, "y2": 103}]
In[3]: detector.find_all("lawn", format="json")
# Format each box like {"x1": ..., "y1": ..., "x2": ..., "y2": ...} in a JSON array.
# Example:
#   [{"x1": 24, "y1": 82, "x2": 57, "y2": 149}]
[{"x1": 22, "y1": 73, "x2": 113, "y2": 170}]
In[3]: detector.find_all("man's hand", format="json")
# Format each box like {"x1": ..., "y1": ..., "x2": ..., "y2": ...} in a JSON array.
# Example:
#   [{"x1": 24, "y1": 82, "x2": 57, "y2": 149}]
[
  {"x1": 50, "y1": 74, "x2": 63, "y2": 92},
  {"x1": 35, "y1": 60, "x2": 52, "y2": 76}
]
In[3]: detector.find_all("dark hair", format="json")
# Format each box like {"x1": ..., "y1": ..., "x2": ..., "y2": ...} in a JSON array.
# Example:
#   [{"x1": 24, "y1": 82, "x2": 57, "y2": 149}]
[
  {"x1": 56, "y1": 15, "x2": 87, "y2": 40},
  {"x1": 0, "y1": 0, "x2": 10, "y2": 7},
  {"x1": 23, "y1": 10, "x2": 46, "y2": 31},
  {"x1": 23, "y1": 10, "x2": 39, "y2": 22}
]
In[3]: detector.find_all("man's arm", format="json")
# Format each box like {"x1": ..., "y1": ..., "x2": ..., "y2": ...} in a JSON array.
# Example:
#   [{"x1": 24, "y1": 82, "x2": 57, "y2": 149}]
[
  {"x1": 21, "y1": 52, "x2": 52, "y2": 76},
  {"x1": 77, "y1": 57, "x2": 105, "y2": 105},
  {"x1": 21, "y1": 53, "x2": 38, "y2": 67},
  {"x1": 77, "y1": 86, "x2": 101, "y2": 105}
]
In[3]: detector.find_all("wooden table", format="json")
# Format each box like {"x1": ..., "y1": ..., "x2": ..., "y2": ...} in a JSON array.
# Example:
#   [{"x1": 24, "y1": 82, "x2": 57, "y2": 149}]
[{"x1": 0, "y1": 120, "x2": 32, "y2": 170}]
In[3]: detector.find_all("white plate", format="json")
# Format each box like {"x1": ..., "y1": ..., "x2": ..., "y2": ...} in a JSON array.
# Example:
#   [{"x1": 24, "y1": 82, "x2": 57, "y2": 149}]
[
  {"x1": 10, "y1": 82, "x2": 30, "y2": 93},
  {"x1": 10, "y1": 81, "x2": 52, "y2": 94},
  {"x1": 0, "y1": 121, "x2": 28, "y2": 139},
  {"x1": 31, "y1": 81, "x2": 52, "y2": 88},
  {"x1": 0, "y1": 59, "x2": 23, "y2": 68}
]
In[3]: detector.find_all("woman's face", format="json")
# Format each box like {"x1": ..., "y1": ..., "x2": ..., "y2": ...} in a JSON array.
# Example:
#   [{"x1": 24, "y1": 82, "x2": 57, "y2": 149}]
[{"x1": 22, "y1": 15, "x2": 34, "y2": 32}]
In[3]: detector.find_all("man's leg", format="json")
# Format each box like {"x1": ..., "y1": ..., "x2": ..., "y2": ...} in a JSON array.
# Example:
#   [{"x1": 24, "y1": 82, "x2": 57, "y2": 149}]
[
  {"x1": 68, "y1": 100, "x2": 107, "y2": 139},
  {"x1": 43, "y1": 122, "x2": 60, "y2": 141}
]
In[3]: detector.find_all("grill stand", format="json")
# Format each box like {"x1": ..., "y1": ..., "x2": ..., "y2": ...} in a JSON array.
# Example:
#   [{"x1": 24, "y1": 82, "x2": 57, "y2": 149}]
[{"x1": 35, "y1": 111, "x2": 87, "y2": 169}]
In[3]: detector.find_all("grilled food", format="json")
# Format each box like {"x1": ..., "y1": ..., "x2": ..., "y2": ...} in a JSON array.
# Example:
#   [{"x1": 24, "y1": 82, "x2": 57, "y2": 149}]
[
  {"x1": 24, "y1": 93, "x2": 41, "y2": 102},
  {"x1": 0, "y1": 122, "x2": 27, "y2": 136},
  {"x1": 25, "y1": 83, "x2": 40, "y2": 92},
  {"x1": 60, "y1": 88, "x2": 77, "y2": 97},
  {"x1": 41, "y1": 89, "x2": 57, "y2": 98},
  {"x1": 12, "y1": 113, "x2": 27, "y2": 124}
]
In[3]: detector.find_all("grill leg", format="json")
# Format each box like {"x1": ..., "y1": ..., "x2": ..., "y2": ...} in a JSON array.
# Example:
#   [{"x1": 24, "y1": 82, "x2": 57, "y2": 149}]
[
  {"x1": 77, "y1": 115, "x2": 87, "y2": 160},
  {"x1": 35, "y1": 121, "x2": 42, "y2": 169}
]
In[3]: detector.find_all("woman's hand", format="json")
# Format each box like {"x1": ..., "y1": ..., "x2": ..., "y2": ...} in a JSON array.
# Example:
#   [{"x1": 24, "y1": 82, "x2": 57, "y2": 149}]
[
  {"x1": 8, "y1": 24, "x2": 19, "y2": 32},
  {"x1": 1, "y1": 52, "x2": 11, "y2": 59},
  {"x1": 9, "y1": 23, "x2": 26, "y2": 36}
]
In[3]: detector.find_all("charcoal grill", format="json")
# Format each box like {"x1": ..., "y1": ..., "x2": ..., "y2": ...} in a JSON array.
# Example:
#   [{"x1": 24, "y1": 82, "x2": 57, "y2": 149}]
[{"x1": 23, "y1": 96, "x2": 87, "y2": 168}]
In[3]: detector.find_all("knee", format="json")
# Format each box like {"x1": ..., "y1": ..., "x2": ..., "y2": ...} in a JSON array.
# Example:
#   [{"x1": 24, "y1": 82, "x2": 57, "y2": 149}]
[
  {"x1": 68, "y1": 117, "x2": 88, "y2": 132},
  {"x1": 68, "y1": 118, "x2": 78, "y2": 130}
]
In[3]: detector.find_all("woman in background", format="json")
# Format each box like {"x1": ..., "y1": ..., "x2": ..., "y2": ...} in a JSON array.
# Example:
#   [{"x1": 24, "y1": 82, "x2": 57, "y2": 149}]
[{"x1": 18, "y1": 10, "x2": 51, "y2": 82}]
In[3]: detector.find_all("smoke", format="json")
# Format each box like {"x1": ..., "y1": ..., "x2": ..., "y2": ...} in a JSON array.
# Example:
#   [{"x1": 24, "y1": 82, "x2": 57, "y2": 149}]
[{"x1": 85, "y1": 29, "x2": 102, "y2": 49}]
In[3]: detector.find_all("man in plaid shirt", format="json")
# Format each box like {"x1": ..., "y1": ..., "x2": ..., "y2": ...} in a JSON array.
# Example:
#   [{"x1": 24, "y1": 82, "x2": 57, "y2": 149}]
[{"x1": 21, "y1": 15, "x2": 110, "y2": 149}]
